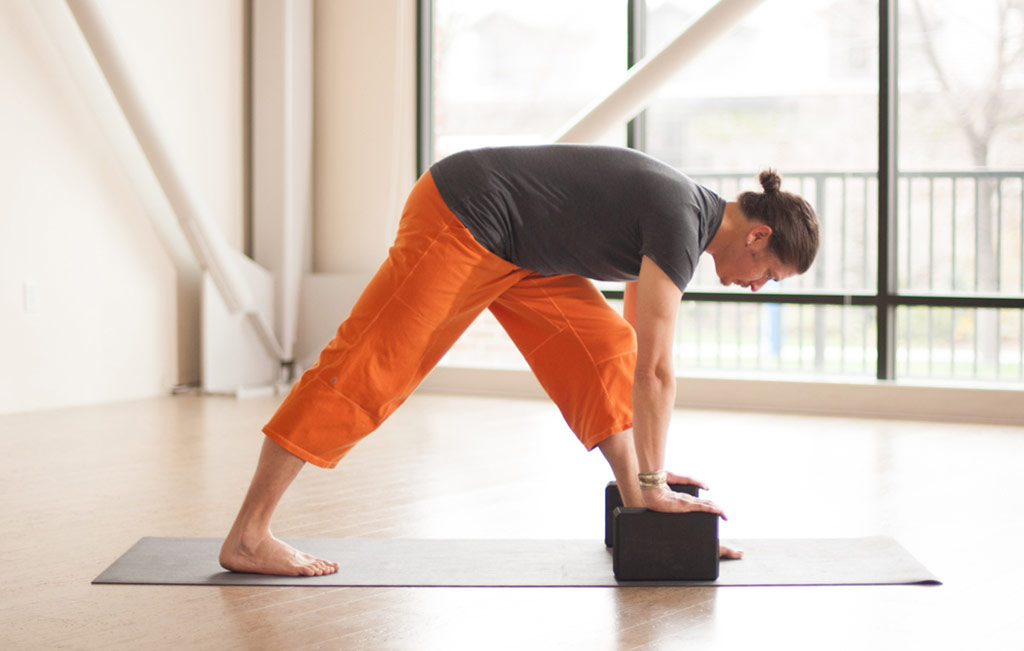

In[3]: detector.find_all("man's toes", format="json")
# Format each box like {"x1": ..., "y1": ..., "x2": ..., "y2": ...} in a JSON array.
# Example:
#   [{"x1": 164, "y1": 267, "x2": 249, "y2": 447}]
[
  {"x1": 320, "y1": 563, "x2": 337, "y2": 575},
  {"x1": 314, "y1": 559, "x2": 335, "y2": 575}
]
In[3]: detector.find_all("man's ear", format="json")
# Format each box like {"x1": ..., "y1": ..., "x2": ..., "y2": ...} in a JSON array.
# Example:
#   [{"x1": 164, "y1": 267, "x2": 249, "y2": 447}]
[{"x1": 746, "y1": 224, "x2": 773, "y2": 246}]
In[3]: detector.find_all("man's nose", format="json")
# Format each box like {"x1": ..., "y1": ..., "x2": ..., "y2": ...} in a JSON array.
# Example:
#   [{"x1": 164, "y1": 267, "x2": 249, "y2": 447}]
[{"x1": 750, "y1": 278, "x2": 767, "y2": 292}]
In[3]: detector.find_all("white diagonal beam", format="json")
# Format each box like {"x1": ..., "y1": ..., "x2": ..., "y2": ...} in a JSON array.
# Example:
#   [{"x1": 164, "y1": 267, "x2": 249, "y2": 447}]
[
  {"x1": 62, "y1": 0, "x2": 250, "y2": 313},
  {"x1": 51, "y1": 0, "x2": 284, "y2": 361},
  {"x1": 554, "y1": 0, "x2": 766, "y2": 144}
]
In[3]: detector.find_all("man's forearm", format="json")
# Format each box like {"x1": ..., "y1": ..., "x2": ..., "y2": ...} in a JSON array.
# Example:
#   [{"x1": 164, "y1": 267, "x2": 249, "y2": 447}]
[{"x1": 631, "y1": 370, "x2": 676, "y2": 473}]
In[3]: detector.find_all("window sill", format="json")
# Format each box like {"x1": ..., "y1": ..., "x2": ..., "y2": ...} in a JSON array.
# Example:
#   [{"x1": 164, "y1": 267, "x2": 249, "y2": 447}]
[{"x1": 419, "y1": 366, "x2": 1024, "y2": 425}]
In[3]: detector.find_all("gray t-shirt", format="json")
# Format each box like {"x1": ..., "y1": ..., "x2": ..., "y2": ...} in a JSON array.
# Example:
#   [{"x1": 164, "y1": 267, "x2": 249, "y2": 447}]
[{"x1": 429, "y1": 144, "x2": 724, "y2": 292}]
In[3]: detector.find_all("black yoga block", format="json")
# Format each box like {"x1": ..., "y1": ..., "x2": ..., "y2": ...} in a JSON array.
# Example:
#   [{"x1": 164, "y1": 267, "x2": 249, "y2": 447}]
[
  {"x1": 612, "y1": 507, "x2": 720, "y2": 581},
  {"x1": 604, "y1": 481, "x2": 700, "y2": 547}
]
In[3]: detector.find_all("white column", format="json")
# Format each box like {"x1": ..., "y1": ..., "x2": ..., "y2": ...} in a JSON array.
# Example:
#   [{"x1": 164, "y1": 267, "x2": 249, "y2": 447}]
[{"x1": 252, "y1": 0, "x2": 314, "y2": 362}]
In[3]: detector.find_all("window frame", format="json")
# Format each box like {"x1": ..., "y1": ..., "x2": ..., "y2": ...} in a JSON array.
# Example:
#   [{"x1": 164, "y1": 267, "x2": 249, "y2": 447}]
[{"x1": 416, "y1": 0, "x2": 1024, "y2": 382}]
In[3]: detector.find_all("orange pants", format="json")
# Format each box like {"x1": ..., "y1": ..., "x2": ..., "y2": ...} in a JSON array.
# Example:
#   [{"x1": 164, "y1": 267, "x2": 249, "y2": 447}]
[{"x1": 263, "y1": 171, "x2": 637, "y2": 468}]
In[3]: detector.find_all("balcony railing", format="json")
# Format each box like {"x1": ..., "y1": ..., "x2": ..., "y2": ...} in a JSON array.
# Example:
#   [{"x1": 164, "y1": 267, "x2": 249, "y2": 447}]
[
  {"x1": 441, "y1": 170, "x2": 1024, "y2": 385},
  {"x1": 680, "y1": 169, "x2": 1024, "y2": 381}
]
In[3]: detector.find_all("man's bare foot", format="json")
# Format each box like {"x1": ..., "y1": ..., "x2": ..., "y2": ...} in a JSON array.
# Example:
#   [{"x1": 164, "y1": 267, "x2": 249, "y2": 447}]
[
  {"x1": 720, "y1": 543, "x2": 744, "y2": 560},
  {"x1": 219, "y1": 532, "x2": 339, "y2": 576}
]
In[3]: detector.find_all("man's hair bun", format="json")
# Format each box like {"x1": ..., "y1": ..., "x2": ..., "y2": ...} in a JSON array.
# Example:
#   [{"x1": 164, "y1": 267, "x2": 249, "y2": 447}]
[{"x1": 759, "y1": 169, "x2": 782, "y2": 193}]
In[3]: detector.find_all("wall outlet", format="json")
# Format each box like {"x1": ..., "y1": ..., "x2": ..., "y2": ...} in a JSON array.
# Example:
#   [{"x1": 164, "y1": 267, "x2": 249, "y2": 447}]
[{"x1": 23, "y1": 281, "x2": 38, "y2": 314}]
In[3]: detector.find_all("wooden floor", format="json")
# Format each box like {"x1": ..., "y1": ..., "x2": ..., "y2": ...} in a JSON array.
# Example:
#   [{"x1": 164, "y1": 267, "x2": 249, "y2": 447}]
[{"x1": 2, "y1": 391, "x2": 1023, "y2": 650}]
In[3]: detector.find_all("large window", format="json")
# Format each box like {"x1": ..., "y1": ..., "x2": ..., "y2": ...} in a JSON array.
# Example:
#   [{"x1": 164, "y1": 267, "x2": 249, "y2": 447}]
[{"x1": 420, "y1": 0, "x2": 1024, "y2": 384}]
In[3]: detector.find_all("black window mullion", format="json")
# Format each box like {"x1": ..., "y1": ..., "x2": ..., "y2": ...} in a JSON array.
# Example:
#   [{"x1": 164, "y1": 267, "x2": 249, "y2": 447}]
[
  {"x1": 416, "y1": 0, "x2": 433, "y2": 176},
  {"x1": 877, "y1": 0, "x2": 898, "y2": 380},
  {"x1": 627, "y1": 0, "x2": 646, "y2": 150}
]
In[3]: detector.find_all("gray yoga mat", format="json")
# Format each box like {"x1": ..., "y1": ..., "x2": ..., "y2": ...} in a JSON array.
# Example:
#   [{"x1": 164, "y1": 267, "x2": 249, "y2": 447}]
[{"x1": 93, "y1": 536, "x2": 940, "y2": 587}]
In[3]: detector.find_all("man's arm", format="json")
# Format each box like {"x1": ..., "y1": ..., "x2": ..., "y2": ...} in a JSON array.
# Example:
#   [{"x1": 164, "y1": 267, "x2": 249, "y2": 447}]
[
  {"x1": 632, "y1": 256, "x2": 726, "y2": 517},
  {"x1": 632, "y1": 257, "x2": 679, "y2": 476}
]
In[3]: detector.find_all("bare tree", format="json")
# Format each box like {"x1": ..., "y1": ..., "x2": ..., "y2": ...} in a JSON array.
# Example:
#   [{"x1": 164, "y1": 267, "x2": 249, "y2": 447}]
[{"x1": 911, "y1": 0, "x2": 1024, "y2": 366}]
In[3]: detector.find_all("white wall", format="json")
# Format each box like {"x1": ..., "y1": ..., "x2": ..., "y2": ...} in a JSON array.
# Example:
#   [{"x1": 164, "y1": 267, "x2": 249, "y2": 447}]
[
  {"x1": 0, "y1": 0, "x2": 418, "y2": 413},
  {"x1": 0, "y1": 0, "x2": 245, "y2": 414}
]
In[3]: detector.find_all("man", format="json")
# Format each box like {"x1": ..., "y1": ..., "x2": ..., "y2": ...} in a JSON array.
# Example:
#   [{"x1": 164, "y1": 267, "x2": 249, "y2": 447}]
[{"x1": 219, "y1": 145, "x2": 820, "y2": 576}]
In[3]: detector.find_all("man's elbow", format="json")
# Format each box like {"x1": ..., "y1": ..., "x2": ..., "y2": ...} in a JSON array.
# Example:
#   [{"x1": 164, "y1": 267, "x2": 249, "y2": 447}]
[{"x1": 634, "y1": 362, "x2": 676, "y2": 391}]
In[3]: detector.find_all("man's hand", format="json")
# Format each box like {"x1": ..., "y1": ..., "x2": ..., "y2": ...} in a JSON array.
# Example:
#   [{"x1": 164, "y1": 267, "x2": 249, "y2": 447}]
[
  {"x1": 644, "y1": 471, "x2": 722, "y2": 517},
  {"x1": 642, "y1": 484, "x2": 728, "y2": 520}
]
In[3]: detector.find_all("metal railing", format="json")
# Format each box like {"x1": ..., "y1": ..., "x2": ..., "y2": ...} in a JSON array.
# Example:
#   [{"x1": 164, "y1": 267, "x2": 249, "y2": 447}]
[
  {"x1": 438, "y1": 169, "x2": 1024, "y2": 383},
  {"x1": 668, "y1": 169, "x2": 1024, "y2": 382}
]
